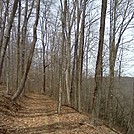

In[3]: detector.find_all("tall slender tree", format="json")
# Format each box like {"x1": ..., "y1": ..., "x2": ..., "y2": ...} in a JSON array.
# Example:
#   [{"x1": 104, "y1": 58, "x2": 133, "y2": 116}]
[
  {"x1": 70, "y1": 0, "x2": 81, "y2": 109},
  {"x1": 57, "y1": 0, "x2": 67, "y2": 113},
  {"x1": 91, "y1": 0, "x2": 107, "y2": 126},
  {"x1": 16, "y1": 0, "x2": 21, "y2": 89},
  {"x1": 0, "y1": 0, "x2": 19, "y2": 82},
  {"x1": 77, "y1": 0, "x2": 86, "y2": 112}
]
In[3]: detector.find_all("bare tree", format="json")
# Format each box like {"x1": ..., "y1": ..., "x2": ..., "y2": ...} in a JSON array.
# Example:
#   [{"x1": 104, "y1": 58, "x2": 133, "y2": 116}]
[
  {"x1": 0, "y1": 0, "x2": 19, "y2": 82},
  {"x1": 77, "y1": 0, "x2": 86, "y2": 112},
  {"x1": 108, "y1": 0, "x2": 134, "y2": 124},
  {"x1": 20, "y1": 0, "x2": 34, "y2": 79},
  {"x1": 0, "y1": 0, "x2": 9, "y2": 54},
  {"x1": 16, "y1": 0, "x2": 21, "y2": 89},
  {"x1": 12, "y1": 0, "x2": 40, "y2": 101},
  {"x1": 70, "y1": 0, "x2": 81, "y2": 109},
  {"x1": 57, "y1": 0, "x2": 67, "y2": 113},
  {"x1": 91, "y1": 0, "x2": 107, "y2": 126}
]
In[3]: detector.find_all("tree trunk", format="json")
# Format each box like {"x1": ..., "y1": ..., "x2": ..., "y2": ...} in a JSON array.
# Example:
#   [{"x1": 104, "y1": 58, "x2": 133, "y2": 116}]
[
  {"x1": 0, "y1": 0, "x2": 19, "y2": 81},
  {"x1": 57, "y1": 0, "x2": 67, "y2": 113},
  {"x1": 108, "y1": 0, "x2": 117, "y2": 124},
  {"x1": 77, "y1": 0, "x2": 86, "y2": 112},
  {"x1": 91, "y1": 0, "x2": 107, "y2": 126},
  {"x1": 70, "y1": 0, "x2": 81, "y2": 109},
  {"x1": 16, "y1": 0, "x2": 21, "y2": 89},
  {"x1": 20, "y1": 0, "x2": 28, "y2": 79},
  {"x1": 40, "y1": 16, "x2": 46, "y2": 93},
  {"x1": 6, "y1": 45, "x2": 10, "y2": 94},
  {"x1": 0, "y1": 0, "x2": 9, "y2": 53}
]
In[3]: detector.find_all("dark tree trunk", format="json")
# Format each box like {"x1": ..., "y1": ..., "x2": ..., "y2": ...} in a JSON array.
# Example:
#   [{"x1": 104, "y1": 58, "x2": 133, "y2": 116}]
[{"x1": 91, "y1": 0, "x2": 107, "y2": 126}]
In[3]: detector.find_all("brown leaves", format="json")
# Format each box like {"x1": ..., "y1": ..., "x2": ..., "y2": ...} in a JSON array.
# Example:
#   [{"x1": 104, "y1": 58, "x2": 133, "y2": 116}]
[{"x1": 0, "y1": 92, "x2": 118, "y2": 134}]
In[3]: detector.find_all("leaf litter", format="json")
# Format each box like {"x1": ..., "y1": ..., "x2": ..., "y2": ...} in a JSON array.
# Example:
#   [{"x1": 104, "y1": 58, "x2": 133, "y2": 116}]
[{"x1": 0, "y1": 86, "x2": 120, "y2": 134}]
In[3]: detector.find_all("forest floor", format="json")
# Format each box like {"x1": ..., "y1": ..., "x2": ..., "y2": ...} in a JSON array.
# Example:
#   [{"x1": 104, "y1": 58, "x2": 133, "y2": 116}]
[{"x1": 0, "y1": 85, "x2": 119, "y2": 134}]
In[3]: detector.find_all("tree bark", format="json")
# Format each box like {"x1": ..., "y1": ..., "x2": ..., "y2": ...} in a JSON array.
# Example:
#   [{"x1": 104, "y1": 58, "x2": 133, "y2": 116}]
[
  {"x1": 6, "y1": 44, "x2": 10, "y2": 94},
  {"x1": 16, "y1": 0, "x2": 21, "y2": 89},
  {"x1": 77, "y1": 0, "x2": 86, "y2": 112},
  {"x1": 57, "y1": 0, "x2": 67, "y2": 113},
  {"x1": 70, "y1": 0, "x2": 81, "y2": 109},
  {"x1": 20, "y1": 0, "x2": 34, "y2": 79},
  {"x1": 91, "y1": 0, "x2": 107, "y2": 126},
  {"x1": 0, "y1": 0, "x2": 19, "y2": 81},
  {"x1": 0, "y1": 0, "x2": 9, "y2": 53},
  {"x1": 108, "y1": 0, "x2": 117, "y2": 124}
]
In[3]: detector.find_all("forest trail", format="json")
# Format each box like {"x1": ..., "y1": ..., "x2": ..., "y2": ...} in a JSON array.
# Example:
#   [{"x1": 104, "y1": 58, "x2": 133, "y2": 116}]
[{"x1": 0, "y1": 87, "x2": 118, "y2": 134}]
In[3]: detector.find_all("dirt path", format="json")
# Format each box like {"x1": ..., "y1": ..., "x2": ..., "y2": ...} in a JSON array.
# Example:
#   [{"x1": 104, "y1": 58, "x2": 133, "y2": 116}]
[{"x1": 0, "y1": 90, "x2": 118, "y2": 134}]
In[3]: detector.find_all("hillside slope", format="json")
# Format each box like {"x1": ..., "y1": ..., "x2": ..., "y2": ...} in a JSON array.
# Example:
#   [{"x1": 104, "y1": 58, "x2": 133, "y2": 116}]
[{"x1": 0, "y1": 86, "x2": 120, "y2": 134}]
